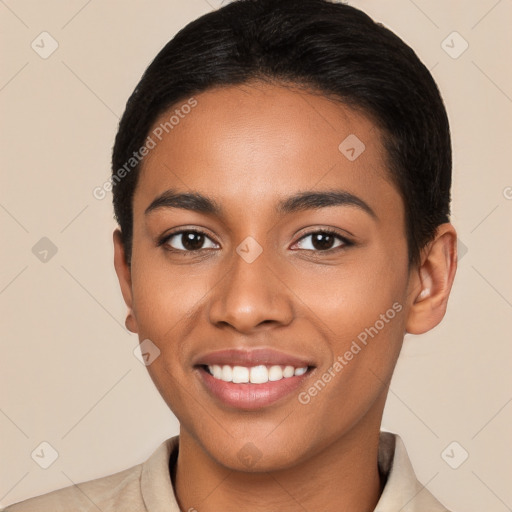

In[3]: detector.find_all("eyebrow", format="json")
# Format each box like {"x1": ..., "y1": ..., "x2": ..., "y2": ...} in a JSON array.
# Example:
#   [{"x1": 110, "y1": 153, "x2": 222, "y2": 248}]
[{"x1": 145, "y1": 188, "x2": 377, "y2": 219}]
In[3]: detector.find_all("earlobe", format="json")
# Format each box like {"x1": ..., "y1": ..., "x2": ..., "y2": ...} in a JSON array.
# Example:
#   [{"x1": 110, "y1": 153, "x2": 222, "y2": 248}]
[
  {"x1": 125, "y1": 313, "x2": 137, "y2": 333},
  {"x1": 113, "y1": 229, "x2": 139, "y2": 334},
  {"x1": 406, "y1": 223, "x2": 457, "y2": 335}
]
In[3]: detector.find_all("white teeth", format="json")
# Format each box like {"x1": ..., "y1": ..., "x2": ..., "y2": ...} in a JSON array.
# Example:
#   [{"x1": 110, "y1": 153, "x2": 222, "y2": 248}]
[
  {"x1": 250, "y1": 365, "x2": 269, "y2": 384},
  {"x1": 207, "y1": 364, "x2": 308, "y2": 383},
  {"x1": 232, "y1": 366, "x2": 250, "y2": 383},
  {"x1": 283, "y1": 366, "x2": 295, "y2": 378},
  {"x1": 212, "y1": 365, "x2": 223, "y2": 379},
  {"x1": 221, "y1": 365, "x2": 233, "y2": 382},
  {"x1": 268, "y1": 365, "x2": 283, "y2": 381}
]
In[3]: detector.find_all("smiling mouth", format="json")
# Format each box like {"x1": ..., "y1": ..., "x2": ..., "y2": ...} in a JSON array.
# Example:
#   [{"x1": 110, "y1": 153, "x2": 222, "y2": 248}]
[
  {"x1": 193, "y1": 347, "x2": 316, "y2": 409},
  {"x1": 202, "y1": 363, "x2": 312, "y2": 384},
  {"x1": 196, "y1": 363, "x2": 315, "y2": 410}
]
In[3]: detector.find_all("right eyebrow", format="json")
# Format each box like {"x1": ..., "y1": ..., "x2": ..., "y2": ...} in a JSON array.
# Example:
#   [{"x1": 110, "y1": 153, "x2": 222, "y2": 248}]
[{"x1": 145, "y1": 190, "x2": 223, "y2": 216}]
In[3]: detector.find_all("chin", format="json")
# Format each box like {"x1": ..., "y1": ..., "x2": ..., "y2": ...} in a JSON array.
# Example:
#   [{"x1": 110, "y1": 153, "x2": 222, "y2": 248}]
[{"x1": 201, "y1": 436, "x2": 309, "y2": 473}]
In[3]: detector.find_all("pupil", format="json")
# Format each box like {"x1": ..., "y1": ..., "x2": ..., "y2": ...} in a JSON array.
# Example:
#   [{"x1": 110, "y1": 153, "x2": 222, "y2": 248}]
[
  {"x1": 183, "y1": 232, "x2": 204, "y2": 251},
  {"x1": 313, "y1": 232, "x2": 334, "y2": 250}
]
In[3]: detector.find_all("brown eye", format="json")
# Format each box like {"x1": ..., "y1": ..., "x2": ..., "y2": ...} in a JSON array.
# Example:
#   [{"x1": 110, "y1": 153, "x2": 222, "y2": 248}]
[
  {"x1": 293, "y1": 230, "x2": 351, "y2": 252},
  {"x1": 162, "y1": 230, "x2": 218, "y2": 252}
]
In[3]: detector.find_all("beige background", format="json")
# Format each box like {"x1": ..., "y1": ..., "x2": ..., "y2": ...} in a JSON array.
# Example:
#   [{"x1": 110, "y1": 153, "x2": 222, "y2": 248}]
[{"x1": 1, "y1": 0, "x2": 511, "y2": 510}]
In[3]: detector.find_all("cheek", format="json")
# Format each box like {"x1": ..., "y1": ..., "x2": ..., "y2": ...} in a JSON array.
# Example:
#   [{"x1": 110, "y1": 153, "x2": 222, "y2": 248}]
[
  {"x1": 129, "y1": 248, "x2": 209, "y2": 341},
  {"x1": 290, "y1": 252, "x2": 406, "y2": 333},
  {"x1": 287, "y1": 252, "x2": 408, "y2": 387},
  {"x1": 292, "y1": 266, "x2": 406, "y2": 427}
]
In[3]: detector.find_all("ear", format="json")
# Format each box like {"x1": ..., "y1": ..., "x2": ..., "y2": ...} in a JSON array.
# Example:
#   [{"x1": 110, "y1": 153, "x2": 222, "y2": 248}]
[
  {"x1": 405, "y1": 223, "x2": 458, "y2": 335},
  {"x1": 113, "y1": 229, "x2": 138, "y2": 334}
]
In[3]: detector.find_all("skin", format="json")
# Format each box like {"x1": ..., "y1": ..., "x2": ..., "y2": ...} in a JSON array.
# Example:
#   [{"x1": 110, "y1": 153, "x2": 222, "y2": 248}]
[{"x1": 114, "y1": 82, "x2": 457, "y2": 512}]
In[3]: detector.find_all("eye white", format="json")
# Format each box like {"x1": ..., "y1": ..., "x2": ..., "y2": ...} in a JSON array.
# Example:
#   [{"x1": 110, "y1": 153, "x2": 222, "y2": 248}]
[
  {"x1": 167, "y1": 232, "x2": 218, "y2": 251},
  {"x1": 295, "y1": 232, "x2": 345, "y2": 251}
]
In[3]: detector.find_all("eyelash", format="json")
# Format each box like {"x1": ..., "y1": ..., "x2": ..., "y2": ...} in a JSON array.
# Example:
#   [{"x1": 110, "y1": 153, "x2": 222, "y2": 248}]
[{"x1": 157, "y1": 228, "x2": 354, "y2": 255}]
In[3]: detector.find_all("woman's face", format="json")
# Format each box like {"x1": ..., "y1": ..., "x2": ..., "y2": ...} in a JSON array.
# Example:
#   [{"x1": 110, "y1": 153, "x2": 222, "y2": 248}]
[{"x1": 117, "y1": 82, "x2": 418, "y2": 471}]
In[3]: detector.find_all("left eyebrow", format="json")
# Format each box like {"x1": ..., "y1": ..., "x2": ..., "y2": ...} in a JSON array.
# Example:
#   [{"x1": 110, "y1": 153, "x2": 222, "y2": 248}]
[
  {"x1": 144, "y1": 188, "x2": 377, "y2": 220},
  {"x1": 276, "y1": 189, "x2": 377, "y2": 219}
]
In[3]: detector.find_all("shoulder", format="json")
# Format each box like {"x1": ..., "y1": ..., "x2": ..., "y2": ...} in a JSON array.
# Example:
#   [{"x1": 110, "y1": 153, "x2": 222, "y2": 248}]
[
  {"x1": 2, "y1": 463, "x2": 144, "y2": 512},
  {"x1": 2, "y1": 437, "x2": 178, "y2": 512}
]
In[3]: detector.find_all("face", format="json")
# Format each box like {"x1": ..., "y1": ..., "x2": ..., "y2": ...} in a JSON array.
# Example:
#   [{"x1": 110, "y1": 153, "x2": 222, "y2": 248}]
[{"x1": 115, "y1": 82, "x2": 424, "y2": 472}]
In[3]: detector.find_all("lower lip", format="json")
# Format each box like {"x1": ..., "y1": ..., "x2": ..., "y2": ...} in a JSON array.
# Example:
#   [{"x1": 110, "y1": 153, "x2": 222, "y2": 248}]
[{"x1": 196, "y1": 366, "x2": 312, "y2": 410}]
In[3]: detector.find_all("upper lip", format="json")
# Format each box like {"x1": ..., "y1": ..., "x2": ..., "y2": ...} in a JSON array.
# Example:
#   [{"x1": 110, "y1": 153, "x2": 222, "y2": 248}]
[{"x1": 194, "y1": 348, "x2": 315, "y2": 368}]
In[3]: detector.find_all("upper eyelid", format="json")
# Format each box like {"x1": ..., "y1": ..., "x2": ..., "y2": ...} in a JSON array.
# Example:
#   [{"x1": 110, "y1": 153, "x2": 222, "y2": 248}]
[{"x1": 160, "y1": 227, "x2": 219, "y2": 246}]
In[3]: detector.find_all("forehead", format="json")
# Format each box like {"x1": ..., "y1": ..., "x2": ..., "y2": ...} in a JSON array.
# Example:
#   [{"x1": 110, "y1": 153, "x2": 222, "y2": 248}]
[{"x1": 135, "y1": 82, "x2": 399, "y2": 219}]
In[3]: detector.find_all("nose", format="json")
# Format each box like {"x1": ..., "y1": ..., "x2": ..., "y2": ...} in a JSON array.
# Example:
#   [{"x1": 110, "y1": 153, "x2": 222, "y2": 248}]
[{"x1": 207, "y1": 243, "x2": 294, "y2": 334}]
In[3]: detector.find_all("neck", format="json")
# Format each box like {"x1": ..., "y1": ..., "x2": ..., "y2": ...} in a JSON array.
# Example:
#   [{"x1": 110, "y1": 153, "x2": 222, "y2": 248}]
[{"x1": 173, "y1": 418, "x2": 385, "y2": 512}]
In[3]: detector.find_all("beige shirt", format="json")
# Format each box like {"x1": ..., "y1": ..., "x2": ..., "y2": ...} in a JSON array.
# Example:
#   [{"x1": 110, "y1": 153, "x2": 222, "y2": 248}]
[{"x1": 3, "y1": 431, "x2": 451, "y2": 511}]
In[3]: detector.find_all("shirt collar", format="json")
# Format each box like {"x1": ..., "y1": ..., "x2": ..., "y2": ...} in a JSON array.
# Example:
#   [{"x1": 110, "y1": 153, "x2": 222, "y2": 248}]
[{"x1": 374, "y1": 431, "x2": 449, "y2": 511}]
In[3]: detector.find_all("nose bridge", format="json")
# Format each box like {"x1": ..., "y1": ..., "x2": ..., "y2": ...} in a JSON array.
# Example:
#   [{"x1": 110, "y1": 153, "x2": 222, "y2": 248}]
[{"x1": 208, "y1": 235, "x2": 293, "y2": 332}]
